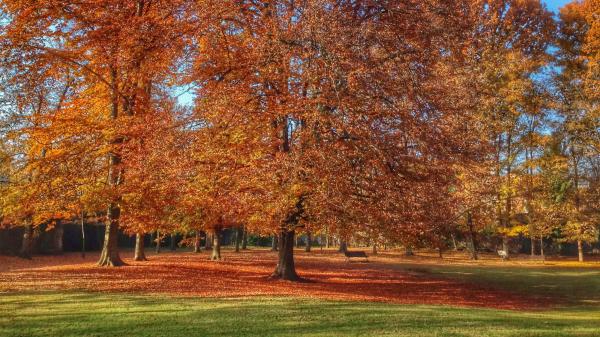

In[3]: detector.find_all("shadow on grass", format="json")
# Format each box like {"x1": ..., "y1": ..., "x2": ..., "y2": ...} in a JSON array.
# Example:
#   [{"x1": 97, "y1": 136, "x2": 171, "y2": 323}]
[
  {"x1": 1, "y1": 291, "x2": 599, "y2": 337},
  {"x1": 395, "y1": 263, "x2": 600, "y2": 306}
]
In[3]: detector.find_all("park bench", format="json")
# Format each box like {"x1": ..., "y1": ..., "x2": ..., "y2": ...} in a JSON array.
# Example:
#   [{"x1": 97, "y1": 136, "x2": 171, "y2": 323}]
[
  {"x1": 344, "y1": 250, "x2": 368, "y2": 262},
  {"x1": 497, "y1": 250, "x2": 508, "y2": 260}
]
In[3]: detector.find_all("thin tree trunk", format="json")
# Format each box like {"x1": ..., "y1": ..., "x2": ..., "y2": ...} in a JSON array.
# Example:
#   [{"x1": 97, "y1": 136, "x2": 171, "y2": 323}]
[
  {"x1": 338, "y1": 240, "x2": 347, "y2": 253},
  {"x1": 372, "y1": 244, "x2": 378, "y2": 255},
  {"x1": 451, "y1": 234, "x2": 457, "y2": 251},
  {"x1": 155, "y1": 230, "x2": 161, "y2": 253},
  {"x1": 467, "y1": 212, "x2": 478, "y2": 260},
  {"x1": 205, "y1": 232, "x2": 212, "y2": 250},
  {"x1": 19, "y1": 223, "x2": 33, "y2": 259},
  {"x1": 540, "y1": 235, "x2": 545, "y2": 260},
  {"x1": 211, "y1": 229, "x2": 222, "y2": 261},
  {"x1": 241, "y1": 227, "x2": 248, "y2": 250},
  {"x1": 193, "y1": 231, "x2": 201, "y2": 253},
  {"x1": 80, "y1": 212, "x2": 86, "y2": 258},
  {"x1": 271, "y1": 228, "x2": 299, "y2": 281},
  {"x1": 438, "y1": 247, "x2": 443, "y2": 258},
  {"x1": 578, "y1": 240, "x2": 584, "y2": 262},
  {"x1": 170, "y1": 233, "x2": 176, "y2": 251},
  {"x1": 305, "y1": 231, "x2": 312, "y2": 252},
  {"x1": 531, "y1": 237, "x2": 535, "y2": 256},
  {"x1": 271, "y1": 234, "x2": 278, "y2": 251},
  {"x1": 405, "y1": 246, "x2": 414, "y2": 256},
  {"x1": 235, "y1": 227, "x2": 241, "y2": 252},
  {"x1": 134, "y1": 233, "x2": 147, "y2": 261}
]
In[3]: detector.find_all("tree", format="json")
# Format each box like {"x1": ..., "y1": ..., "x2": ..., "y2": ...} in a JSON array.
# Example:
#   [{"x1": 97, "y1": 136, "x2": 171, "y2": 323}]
[{"x1": 554, "y1": 0, "x2": 600, "y2": 261}]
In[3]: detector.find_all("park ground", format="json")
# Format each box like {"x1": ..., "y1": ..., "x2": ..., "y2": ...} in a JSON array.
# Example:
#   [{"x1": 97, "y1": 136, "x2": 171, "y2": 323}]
[{"x1": 0, "y1": 248, "x2": 599, "y2": 337}]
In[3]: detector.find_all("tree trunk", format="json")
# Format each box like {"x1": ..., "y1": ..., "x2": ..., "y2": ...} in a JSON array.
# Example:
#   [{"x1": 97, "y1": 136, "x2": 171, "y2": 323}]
[
  {"x1": 305, "y1": 231, "x2": 312, "y2": 252},
  {"x1": 80, "y1": 213, "x2": 86, "y2": 258},
  {"x1": 530, "y1": 237, "x2": 535, "y2": 256},
  {"x1": 170, "y1": 233, "x2": 176, "y2": 251},
  {"x1": 271, "y1": 234, "x2": 278, "y2": 251},
  {"x1": 53, "y1": 221, "x2": 64, "y2": 254},
  {"x1": 134, "y1": 233, "x2": 147, "y2": 261},
  {"x1": 372, "y1": 244, "x2": 378, "y2": 255},
  {"x1": 234, "y1": 227, "x2": 241, "y2": 252},
  {"x1": 211, "y1": 229, "x2": 222, "y2": 261},
  {"x1": 540, "y1": 235, "x2": 545, "y2": 260},
  {"x1": 338, "y1": 240, "x2": 347, "y2": 253},
  {"x1": 405, "y1": 246, "x2": 414, "y2": 256},
  {"x1": 155, "y1": 230, "x2": 161, "y2": 253},
  {"x1": 193, "y1": 231, "x2": 201, "y2": 253},
  {"x1": 205, "y1": 232, "x2": 212, "y2": 250},
  {"x1": 19, "y1": 224, "x2": 33, "y2": 259},
  {"x1": 241, "y1": 228, "x2": 248, "y2": 250},
  {"x1": 438, "y1": 247, "x2": 443, "y2": 258},
  {"x1": 97, "y1": 205, "x2": 124, "y2": 266},
  {"x1": 578, "y1": 240, "x2": 584, "y2": 262},
  {"x1": 98, "y1": 68, "x2": 124, "y2": 267},
  {"x1": 325, "y1": 235, "x2": 330, "y2": 249},
  {"x1": 467, "y1": 212, "x2": 478, "y2": 260},
  {"x1": 271, "y1": 229, "x2": 299, "y2": 281},
  {"x1": 451, "y1": 234, "x2": 457, "y2": 251}
]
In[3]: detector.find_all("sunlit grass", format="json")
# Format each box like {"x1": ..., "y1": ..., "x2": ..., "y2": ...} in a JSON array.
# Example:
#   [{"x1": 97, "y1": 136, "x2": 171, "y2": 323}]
[{"x1": 1, "y1": 292, "x2": 599, "y2": 337}]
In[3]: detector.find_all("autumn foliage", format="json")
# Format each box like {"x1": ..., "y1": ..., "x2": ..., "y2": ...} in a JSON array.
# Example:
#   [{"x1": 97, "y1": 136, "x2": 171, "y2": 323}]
[{"x1": 0, "y1": 0, "x2": 598, "y2": 279}]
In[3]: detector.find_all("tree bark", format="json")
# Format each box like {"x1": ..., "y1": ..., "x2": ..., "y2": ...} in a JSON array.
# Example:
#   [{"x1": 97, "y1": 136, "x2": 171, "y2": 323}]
[
  {"x1": 578, "y1": 240, "x2": 584, "y2": 262},
  {"x1": 241, "y1": 228, "x2": 248, "y2": 250},
  {"x1": 271, "y1": 229, "x2": 299, "y2": 281},
  {"x1": 531, "y1": 237, "x2": 535, "y2": 256},
  {"x1": 97, "y1": 205, "x2": 124, "y2": 266},
  {"x1": 19, "y1": 223, "x2": 33, "y2": 259},
  {"x1": 540, "y1": 235, "x2": 545, "y2": 260},
  {"x1": 193, "y1": 231, "x2": 201, "y2": 253},
  {"x1": 134, "y1": 233, "x2": 147, "y2": 261},
  {"x1": 211, "y1": 229, "x2": 222, "y2": 261},
  {"x1": 305, "y1": 231, "x2": 312, "y2": 252}
]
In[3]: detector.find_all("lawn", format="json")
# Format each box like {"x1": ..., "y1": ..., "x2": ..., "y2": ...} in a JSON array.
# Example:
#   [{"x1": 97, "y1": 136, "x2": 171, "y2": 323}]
[{"x1": 1, "y1": 250, "x2": 599, "y2": 337}]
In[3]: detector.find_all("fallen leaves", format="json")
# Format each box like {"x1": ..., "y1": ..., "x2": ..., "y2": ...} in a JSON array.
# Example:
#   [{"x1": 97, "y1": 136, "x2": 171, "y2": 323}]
[{"x1": 0, "y1": 249, "x2": 555, "y2": 310}]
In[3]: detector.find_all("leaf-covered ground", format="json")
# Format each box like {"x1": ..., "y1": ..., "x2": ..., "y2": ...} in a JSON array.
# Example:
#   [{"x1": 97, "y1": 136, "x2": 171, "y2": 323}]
[{"x1": 0, "y1": 249, "x2": 565, "y2": 309}]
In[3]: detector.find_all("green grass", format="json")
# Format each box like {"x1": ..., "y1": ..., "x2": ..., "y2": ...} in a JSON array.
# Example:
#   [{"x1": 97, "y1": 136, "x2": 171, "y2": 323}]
[
  {"x1": 1, "y1": 292, "x2": 599, "y2": 337},
  {"x1": 397, "y1": 263, "x2": 600, "y2": 306}
]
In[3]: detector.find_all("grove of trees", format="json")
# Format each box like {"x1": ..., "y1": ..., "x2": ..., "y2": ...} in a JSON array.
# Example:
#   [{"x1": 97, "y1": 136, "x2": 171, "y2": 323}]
[{"x1": 0, "y1": 0, "x2": 598, "y2": 280}]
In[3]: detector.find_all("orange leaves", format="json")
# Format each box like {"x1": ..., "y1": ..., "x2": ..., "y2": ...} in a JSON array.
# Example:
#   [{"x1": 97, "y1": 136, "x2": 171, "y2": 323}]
[{"x1": 0, "y1": 250, "x2": 552, "y2": 310}]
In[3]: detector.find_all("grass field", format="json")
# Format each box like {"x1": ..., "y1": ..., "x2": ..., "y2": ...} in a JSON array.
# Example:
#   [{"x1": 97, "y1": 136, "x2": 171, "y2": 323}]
[{"x1": 1, "y1": 249, "x2": 599, "y2": 337}]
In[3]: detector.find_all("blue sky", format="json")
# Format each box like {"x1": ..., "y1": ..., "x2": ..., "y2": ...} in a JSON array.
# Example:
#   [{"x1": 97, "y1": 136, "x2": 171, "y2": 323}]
[{"x1": 543, "y1": 0, "x2": 572, "y2": 13}]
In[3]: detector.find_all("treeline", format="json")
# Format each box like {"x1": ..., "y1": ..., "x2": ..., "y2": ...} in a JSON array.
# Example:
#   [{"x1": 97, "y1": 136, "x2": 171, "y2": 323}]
[{"x1": 0, "y1": 0, "x2": 598, "y2": 279}]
